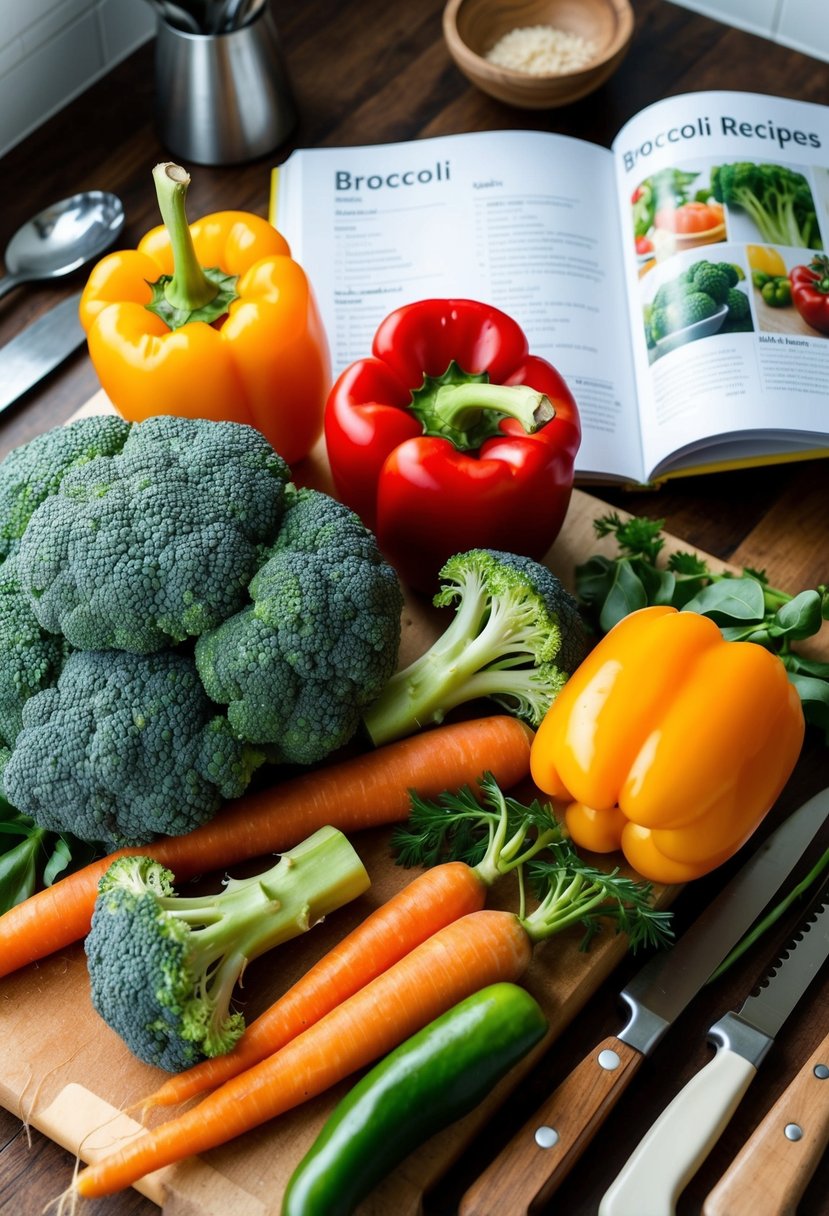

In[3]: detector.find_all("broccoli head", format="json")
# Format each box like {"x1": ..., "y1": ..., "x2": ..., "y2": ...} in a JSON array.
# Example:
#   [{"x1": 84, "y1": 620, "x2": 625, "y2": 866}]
[
  {"x1": 85, "y1": 833, "x2": 369, "y2": 1070},
  {"x1": 2, "y1": 649, "x2": 264, "y2": 848},
  {"x1": 710, "y1": 161, "x2": 821, "y2": 249},
  {"x1": 0, "y1": 414, "x2": 130, "y2": 561},
  {"x1": 690, "y1": 263, "x2": 730, "y2": 304},
  {"x1": 195, "y1": 486, "x2": 403, "y2": 765},
  {"x1": 362, "y1": 548, "x2": 587, "y2": 747},
  {"x1": 0, "y1": 556, "x2": 71, "y2": 752},
  {"x1": 16, "y1": 415, "x2": 291, "y2": 653}
]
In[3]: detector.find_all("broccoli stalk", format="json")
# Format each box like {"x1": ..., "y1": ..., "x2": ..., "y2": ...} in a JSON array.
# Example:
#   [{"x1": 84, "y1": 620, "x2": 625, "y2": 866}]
[
  {"x1": 362, "y1": 549, "x2": 587, "y2": 747},
  {"x1": 85, "y1": 826, "x2": 370, "y2": 1072}
]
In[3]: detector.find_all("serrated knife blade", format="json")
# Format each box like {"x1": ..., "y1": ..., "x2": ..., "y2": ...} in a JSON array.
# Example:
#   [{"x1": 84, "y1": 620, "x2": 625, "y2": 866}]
[
  {"x1": 599, "y1": 896, "x2": 829, "y2": 1216},
  {"x1": 0, "y1": 291, "x2": 86, "y2": 415},
  {"x1": 459, "y1": 787, "x2": 829, "y2": 1216}
]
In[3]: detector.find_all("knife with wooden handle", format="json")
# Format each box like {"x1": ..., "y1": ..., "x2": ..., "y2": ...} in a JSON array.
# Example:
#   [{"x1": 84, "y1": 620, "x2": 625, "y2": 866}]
[
  {"x1": 458, "y1": 788, "x2": 829, "y2": 1216},
  {"x1": 702, "y1": 1026, "x2": 829, "y2": 1216},
  {"x1": 599, "y1": 896, "x2": 829, "y2": 1216}
]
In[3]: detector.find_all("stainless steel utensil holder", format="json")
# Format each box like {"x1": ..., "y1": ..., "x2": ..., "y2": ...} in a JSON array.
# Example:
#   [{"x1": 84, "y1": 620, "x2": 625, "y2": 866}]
[{"x1": 154, "y1": 2, "x2": 296, "y2": 165}]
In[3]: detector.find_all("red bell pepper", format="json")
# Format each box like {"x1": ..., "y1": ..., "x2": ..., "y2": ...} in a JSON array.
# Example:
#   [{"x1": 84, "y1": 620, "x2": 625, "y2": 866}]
[
  {"x1": 789, "y1": 255, "x2": 829, "y2": 335},
  {"x1": 323, "y1": 299, "x2": 581, "y2": 593}
]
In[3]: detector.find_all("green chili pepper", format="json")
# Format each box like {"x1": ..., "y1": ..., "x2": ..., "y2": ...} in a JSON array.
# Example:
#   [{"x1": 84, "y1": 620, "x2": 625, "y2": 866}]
[{"x1": 281, "y1": 982, "x2": 548, "y2": 1216}]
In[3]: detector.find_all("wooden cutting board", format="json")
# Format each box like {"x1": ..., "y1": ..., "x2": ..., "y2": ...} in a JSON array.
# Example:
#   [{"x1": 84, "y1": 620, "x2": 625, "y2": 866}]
[{"x1": 0, "y1": 398, "x2": 730, "y2": 1215}]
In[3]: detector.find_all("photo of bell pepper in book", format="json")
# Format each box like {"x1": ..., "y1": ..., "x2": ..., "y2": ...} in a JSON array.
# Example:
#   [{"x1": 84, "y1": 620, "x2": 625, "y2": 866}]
[{"x1": 634, "y1": 157, "x2": 828, "y2": 360}]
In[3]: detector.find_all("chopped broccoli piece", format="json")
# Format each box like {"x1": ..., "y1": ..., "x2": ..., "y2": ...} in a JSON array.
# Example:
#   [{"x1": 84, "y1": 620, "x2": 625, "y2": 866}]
[
  {"x1": 85, "y1": 834, "x2": 369, "y2": 1070},
  {"x1": 711, "y1": 162, "x2": 821, "y2": 249},
  {"x1": 362, "y1": 549, "x2": 587, "y2": 747},
  {"x1": 0, "y1": 556, "x2": 71, "y2": 750},
  {"x1": 691, "y1": 264, "x2": 731, "y2": 303},
  {"x1": 16, "y1": 415, "x2": 291, "y2": 653},
  {"x1": 2, "y1": 649, "x2": 264, "y2": 848},
  {"x1": 196, "y1": 486, "x2": 403, "y2": 765},
  {"x1": 725, "y1": 287, "x2": 751, "y2": 322},
  {"x1": 666, "y1": 291, "x2": 720, "y2": 331},
  {"x1": 0, "y1": 414, "x2": 130, "y2": 561}
]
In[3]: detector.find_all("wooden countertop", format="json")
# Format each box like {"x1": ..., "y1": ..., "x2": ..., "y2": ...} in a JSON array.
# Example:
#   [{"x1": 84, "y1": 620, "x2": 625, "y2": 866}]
[{"x1": 0, "y1": 1, "x2": 827, "y2": 1213}]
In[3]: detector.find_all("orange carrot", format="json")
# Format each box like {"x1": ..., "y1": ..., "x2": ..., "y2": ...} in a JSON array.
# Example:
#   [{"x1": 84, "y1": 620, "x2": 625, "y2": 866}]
[
  {"x1": 75, "y1": 909, "x2": 534, "y2": 1198},
  {"x1": 0, "y1": 716, "x2": 532, "y2": 978},
  {"x1": 145, "y1": 860, "x2": 488, "y2": 1109}
]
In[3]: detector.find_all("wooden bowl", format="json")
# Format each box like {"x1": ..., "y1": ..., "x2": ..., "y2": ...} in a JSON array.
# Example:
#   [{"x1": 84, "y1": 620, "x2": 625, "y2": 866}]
[{"x1": 443, "y1": 0, "x2": 634, "y2": 109}]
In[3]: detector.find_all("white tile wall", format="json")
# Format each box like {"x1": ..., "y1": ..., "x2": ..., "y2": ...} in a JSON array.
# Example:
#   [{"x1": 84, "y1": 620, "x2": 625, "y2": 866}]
[
  {"x1": 0, "y1": 0, "x2": 155, "y2": 158},
  {"x1": 668, "y1": 0, "x2": 829, "y2": 62}
]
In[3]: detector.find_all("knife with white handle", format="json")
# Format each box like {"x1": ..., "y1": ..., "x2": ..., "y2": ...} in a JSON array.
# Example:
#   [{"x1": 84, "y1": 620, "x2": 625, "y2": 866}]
[
  {"x1": 702, "y1": 1025, "x2": 829, "y2": 1216},
  {"x1": 599, "y1": 896, "x2": 829, "y2": 1216},
  {"x1": 458, "y1": 788, "x2": 829, "y2": 1216}
]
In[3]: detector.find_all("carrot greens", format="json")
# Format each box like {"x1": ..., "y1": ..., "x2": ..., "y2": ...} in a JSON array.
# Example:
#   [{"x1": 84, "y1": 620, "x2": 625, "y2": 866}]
[{"x1": 393, "y1": 775, "x2": 673, "y2": 950}]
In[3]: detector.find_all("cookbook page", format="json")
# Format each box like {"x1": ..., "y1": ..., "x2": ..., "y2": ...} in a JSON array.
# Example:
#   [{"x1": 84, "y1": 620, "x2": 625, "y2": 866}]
[
  {"x1": 612, "y1": 90, "x2": 829, "y2": 481},
  {"x1": 272, "y1": 129, "x2": 644, "y2": 483}
]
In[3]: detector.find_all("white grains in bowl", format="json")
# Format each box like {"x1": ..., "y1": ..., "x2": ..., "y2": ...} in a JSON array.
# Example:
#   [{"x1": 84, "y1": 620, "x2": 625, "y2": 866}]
[{"x1": 485, "y1": 25, "x2": 596, "y2": 75}]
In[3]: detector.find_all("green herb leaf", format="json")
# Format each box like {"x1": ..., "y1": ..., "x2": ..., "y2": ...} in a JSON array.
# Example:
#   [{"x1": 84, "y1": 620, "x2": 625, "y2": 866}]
[
  {"x1": 600, "y1": 560, "x2": 648, "y2": 632},
  {"x1": 774, "y1": 589, "x2": 825, "y2": 640},
  {"x1": 682, "y1": 577, "x2": 766, "y2": 622}
]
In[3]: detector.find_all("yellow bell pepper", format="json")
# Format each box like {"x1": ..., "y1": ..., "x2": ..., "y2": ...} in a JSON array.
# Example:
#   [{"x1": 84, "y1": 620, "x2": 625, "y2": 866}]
[
  {"x1": 530, "y1": 605, "x2": 805, "y2": 884},
  {"x1": 79, "y1": 163, "x2": 330, "y2": 466},
  {"x1": 746, "y1": 244, "x2": 788, "y2": 278}
]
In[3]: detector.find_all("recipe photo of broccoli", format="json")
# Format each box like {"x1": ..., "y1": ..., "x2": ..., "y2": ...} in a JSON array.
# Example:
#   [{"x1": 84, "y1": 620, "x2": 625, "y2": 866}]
[
  {"x1": 643, "y1": 256, "x2": 753, "y2": 361},
  {"x1": 710, "y1": 161, "x2": 822, "y2": 250}
]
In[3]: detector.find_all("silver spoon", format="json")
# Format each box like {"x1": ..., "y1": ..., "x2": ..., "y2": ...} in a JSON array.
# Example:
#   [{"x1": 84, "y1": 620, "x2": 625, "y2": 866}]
[{"x1": 0, "y1": 190, "x2": 125, "y2": 301}]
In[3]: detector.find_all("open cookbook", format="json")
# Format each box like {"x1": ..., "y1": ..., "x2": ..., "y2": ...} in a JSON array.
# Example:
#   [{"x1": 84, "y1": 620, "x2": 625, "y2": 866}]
[{"x1": 270, "y1": 90, "x2": 829, "y2": 486}]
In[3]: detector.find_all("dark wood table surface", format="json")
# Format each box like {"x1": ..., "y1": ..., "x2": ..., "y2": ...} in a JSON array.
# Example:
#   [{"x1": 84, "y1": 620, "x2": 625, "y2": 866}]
[{"x1": 1, "y1": 1, "x2": 827, "y2": 1212}]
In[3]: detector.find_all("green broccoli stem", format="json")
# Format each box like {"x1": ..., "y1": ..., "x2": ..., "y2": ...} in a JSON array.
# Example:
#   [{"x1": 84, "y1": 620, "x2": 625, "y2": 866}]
[
  {"x1": 410, "y1": 366, "x2": 553, "y2": 452},
  {"x1": 161, "y1": 826, "x2": 369, "y2": 1038},
  {"x1": 363, "y1": 579, "x2": 533, "y2": 746},
  {"x1": 152, "y1": 163, "x2": 218, "y2": 313}
]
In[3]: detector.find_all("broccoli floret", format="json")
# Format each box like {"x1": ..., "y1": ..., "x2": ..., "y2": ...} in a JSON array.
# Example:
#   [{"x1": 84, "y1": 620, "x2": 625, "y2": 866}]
[
  {"x1": 0, "y1": 556, "x2": 71, "y2": 750},
  {"x1": 16, "y1": 415, "x2": 291, "y2": 653},
  {"x1": 664, "y1": 291, "x2": 719, "y2": 334},
  {"x1": 711, "y1": 161, "x2": 821, "y2": 249},
  {"x1": 0, "y1": 414, "x2": 130, "y2": 561},
  {"x1": 362, "y1": 549, "x2": 587, "y2": 747},
  {"x1": 2, "y1": 649, "x2": 263, "y2": 848},
  {"x1": 85, "y1": 835, "x2": 369, "y2": 1070},
  {"x1": 195, "y1": 486, "x2": 403, "y2": 765},
  {"x1": 725, "y1": 288, "x2": 751, "y2": 322},
  {"x1": 690, "y1": 264, "x2": 730, "y2": 304}
]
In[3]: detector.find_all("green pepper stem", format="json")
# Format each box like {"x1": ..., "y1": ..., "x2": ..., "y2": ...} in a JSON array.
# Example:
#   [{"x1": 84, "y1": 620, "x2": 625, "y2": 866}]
[{"x1": 152, "y1": 162, "x2": 218, "y2": 313}]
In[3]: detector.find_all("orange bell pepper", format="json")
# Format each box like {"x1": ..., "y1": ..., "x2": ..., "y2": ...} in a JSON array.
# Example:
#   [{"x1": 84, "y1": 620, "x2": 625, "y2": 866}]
[
  {"x1": 530, "y1": 605, "x2": 805, "y2": 884},
  {"x1": 79, "y1": 163, "x2": 330, "y2": 465}
]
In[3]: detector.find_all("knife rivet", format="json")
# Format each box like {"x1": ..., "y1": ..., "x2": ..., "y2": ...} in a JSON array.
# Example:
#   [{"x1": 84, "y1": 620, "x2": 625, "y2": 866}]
[
  {"x1": 598, "y1": 1049, "x2": 621, "y2": 1071},
  {"x1": 534, "y1": 1126, "x2": 560, "y2": 1149},
  {"x1": 784, "y1": 1123, "x2": 803, "y2": 1141},
  {"x1": 815, "y1": 1064, "x2": 829, "y2": 1080}
]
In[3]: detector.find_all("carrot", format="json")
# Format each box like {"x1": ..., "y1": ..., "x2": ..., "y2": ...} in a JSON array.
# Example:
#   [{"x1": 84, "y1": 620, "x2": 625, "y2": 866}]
[
  {"x1": 75, "y1": 909, "x2": 534, "y2": 1198},
  {"x1": 0, "y1": 716, "x2": 532, "y2": 979},
  {"x1": 145, "y1": 860, "x2": 488, "y2": 1109}
]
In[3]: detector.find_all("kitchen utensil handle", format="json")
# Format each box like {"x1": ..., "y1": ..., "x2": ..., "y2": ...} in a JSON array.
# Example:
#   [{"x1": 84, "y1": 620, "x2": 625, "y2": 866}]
[
  {"x1": 459, "y1": 1036, "x2": 643, "y2": 1216},
  {"x1": 0, "y1": 274, "x2": 21, "y2": 300},
  {"x1": 599, "y1": 1047, "x2": 756, "y2": 1216},
  {"x1": 702, "y1": 1029, "x2": 829, "y2": 1216}
]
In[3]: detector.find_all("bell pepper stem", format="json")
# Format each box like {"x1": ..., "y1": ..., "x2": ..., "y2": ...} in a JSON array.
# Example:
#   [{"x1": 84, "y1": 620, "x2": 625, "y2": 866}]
[
  {"x1": 430, "y1": 382, "x2": 553, "y2": 445},
  {"x1": 152, "y1": 162, "x2": 218, "y2": 313}
]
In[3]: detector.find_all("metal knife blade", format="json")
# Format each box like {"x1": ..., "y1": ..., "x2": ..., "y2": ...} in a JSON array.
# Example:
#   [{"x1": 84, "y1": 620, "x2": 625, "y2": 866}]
[
  {"x1": 0, "y1": 291, "x2": 85, "y2": 415},
  {"x1": 702, "y1": 1024, "x2": 829, "y2": 1216},
  {"x1": 458, "y1": 787, "x2": 829, "y2": 1216},
  {"x1": 599, "y1": 896, "x2": 829, "y2": 1216}
]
